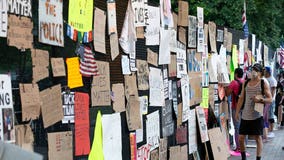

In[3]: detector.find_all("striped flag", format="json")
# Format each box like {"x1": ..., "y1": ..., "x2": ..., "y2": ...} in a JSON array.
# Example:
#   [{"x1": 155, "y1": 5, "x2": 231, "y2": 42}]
[
  {"x1": 67, "y1": 24, "x2": 78, "y2": 41},
  {"x1": 80, "y1": 46, "x2": 98, "y2": 77},
  {"x1": 83, "y1": 31, "x2": 93, "y2": 43},
  {"x1": 242, "y1": 0, "x2": 249, "y2": 39}
]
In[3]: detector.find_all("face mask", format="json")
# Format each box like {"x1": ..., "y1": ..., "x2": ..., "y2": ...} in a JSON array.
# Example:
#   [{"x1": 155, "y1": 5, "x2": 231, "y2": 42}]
[{"x1": 251, "y1": 70, "x2": 258, "y2": 79}]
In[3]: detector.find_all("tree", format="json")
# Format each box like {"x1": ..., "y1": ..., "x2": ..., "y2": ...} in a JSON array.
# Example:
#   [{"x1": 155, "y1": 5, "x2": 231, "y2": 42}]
[{"x1": 156, "y1": 0, "x2": 284, "y2": 50}]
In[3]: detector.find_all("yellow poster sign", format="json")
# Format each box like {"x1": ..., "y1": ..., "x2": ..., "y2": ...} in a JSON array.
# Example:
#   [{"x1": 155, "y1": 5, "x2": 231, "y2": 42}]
[
  {"x1": 68, "y1": 0, "x2": 93, "y2": 32},
  {"x1": 200, "y1": 87, "x2": 209, "y2": 108},
  {"x1": 66, "y1": 57, "x2": 83, "y2": 89}
]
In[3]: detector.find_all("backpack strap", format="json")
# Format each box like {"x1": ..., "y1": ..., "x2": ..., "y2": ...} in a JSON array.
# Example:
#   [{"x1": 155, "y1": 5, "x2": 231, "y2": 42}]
[
  {"x1": 241, "y1": 79, "x2": 250, "y2": 110},
  {"x1": 261, "y1": 79, "x2": 265, "y2": 95}
]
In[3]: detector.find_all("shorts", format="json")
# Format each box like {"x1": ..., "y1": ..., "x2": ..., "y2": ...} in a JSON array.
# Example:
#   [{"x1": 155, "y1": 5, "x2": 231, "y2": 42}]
[
  {"x1": 239, "y1": 117, "x2": 264, "y2": 135},
  {"x1": 268, "y1": 101, "x2": 276, "y2": 120}
]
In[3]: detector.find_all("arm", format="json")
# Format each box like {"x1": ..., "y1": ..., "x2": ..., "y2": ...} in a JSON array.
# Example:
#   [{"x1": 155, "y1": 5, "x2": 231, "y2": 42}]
[
  {"x1": 261, "y1": 81, "x2": 273, "y2": 103},
  {"x1": 224, "y1": 81, "x2": 234, "y2": 96},
  {"x1": 224, "y1": 86, "x2": 232, "y2": 96},
  {"x1": 271, "y1": 86, "x2": 276, "y2": 98},
  {"x1": 235, "y1": 82, "x2": 245, "y2": 120}
]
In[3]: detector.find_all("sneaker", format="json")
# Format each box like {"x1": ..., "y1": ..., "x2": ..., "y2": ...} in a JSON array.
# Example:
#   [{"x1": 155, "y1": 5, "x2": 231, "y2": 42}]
[{"x1": 267, "y1": 132, "x2": 275, "y2": 138}]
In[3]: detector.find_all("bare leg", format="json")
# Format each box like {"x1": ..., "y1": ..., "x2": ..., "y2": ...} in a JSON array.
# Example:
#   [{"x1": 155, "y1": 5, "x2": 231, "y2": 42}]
[
  {"x1": 239, "y1": 134, "x2": 246, "y2": 152},
  {"x1": 254, "y1": 135, "x2": 263, "y2": 157}
]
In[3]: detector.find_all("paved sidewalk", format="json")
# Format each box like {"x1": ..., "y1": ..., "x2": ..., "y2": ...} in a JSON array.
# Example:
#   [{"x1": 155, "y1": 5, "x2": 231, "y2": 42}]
[{"x1": 229, "y1": 128, "x2": 284, "y2": 160}]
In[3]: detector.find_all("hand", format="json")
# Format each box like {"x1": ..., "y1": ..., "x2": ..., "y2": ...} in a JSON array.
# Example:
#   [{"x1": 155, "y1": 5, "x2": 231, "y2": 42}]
[
  {"x1": 251, "y1": 95, "x2": 261, "y2": 103},
  {"x1": 235, "y1": 113, "x2": 239, "y2": 121}
]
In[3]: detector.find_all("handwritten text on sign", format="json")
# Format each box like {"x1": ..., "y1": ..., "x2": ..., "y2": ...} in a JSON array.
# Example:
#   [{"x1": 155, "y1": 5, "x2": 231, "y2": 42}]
[
  {"x1": 8, "y1": 0, "x2": 32, "y2": 17},
  {"x1": 0, "y1": 75, "x2": 12, "y2": 108},
  {"x1": 39, "y1": 0, "x2": 64, "y2": 46},
  {"x1": 91, "y1": 61, "x2": 111, "y2": 106}
]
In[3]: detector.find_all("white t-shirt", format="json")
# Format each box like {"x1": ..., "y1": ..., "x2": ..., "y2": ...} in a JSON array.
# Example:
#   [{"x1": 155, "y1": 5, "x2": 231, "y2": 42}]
[{"x1": 265, "y1": 76, "x2": 277, "y2": 99}]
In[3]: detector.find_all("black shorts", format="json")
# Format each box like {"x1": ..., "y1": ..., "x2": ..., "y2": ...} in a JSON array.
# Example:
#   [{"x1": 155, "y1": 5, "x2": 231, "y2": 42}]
[{"x1": 239, "y1": 117, "x2": 264, "y2": 135}]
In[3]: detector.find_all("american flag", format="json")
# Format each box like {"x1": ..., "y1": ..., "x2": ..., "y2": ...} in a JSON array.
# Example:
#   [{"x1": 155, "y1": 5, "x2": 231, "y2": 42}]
[{"x1": 242, "y1": 0, "x2": 249, "y2": 39}]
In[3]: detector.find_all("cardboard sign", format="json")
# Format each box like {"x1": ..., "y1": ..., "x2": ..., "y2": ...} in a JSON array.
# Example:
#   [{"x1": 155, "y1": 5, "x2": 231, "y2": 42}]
[
  {"x1": 51, "y1": 58, "x2": 66, "y2": 77},
  {"x1": 15, "y1": 124, "x2": 34, "y2": 152},
  {"x1": 68, "y1": 0, "x2": 93, "y2": 33},
  {"x1": 137, "y1": 60, "x2": 149, "y2": 90},
  {"x1": 39, "y1": 0, "x2": 64, "y2": 46},
  {"x1": 177, "y1": 103, "x2": 183, "y2": 126},
  {"x1": 178, "y1": 1, "x2": 188, "y2": 26},
  {"x1": 178, "y1": 27, "x2": 187, "y2": 45},
  {"x1": 110, "y1": 33, "x2": 120, "y2": 61},
  {"x1": 112, "y1": 83, "x2": 125, "y2": 112},
  {"x1": 208, "y1": 21, "x2": 217, "y2": 53},
  {"x1": 147, "y1": 48, "x2": 158, "y2": 67},
  {"x1": 159, "y1": 138, "x2": 167, "y2": 160},
  {"x1": 208, "y1": 128, "x2": 230, "y2": 160},
  {"x1": 75, "y1": 92, "x2": 90, "y2": 156},
  {"x1": 204, "y1": 24, "x2": 208, "y2": 45},
  {"x1": 7, "y1": 15, "x2": 33, "y2": 49},
  {"x1": 19, "y1": 83, "x2": 40, "y2": 121},
  {"x1": 188, "y1": 16, "x2": 197, "y2": 48},
  {"x1": 176, "y1": 124, "x2": 187, "y2": 144},
  {"x1": 126, "y1": 96, "x2": 141, "y2": 131},
  {"x1": 8, "y1": 0, "x2": 32, "y2": 17},
  {"x1": 226, "y1": 32, "x2": 232, "y2": 52},
  {"x1": 107, "y1": 1, "x2": 117, "y2": 34},
  {"x1": 0, "y1": 74, "x2": 15, "y2": 143},
  {"x1": 94, "y1": 7, "x2": 106, "y2": 54},
  {"x1": 91, "y1": 61, "x2": 111, "y2": 106},
  {"x1": 32, "y1": 49, "x2": 49, "y2": 83},
  {"x1": 124, "y1": 74, "x2": 139, "y2": 101},
  {"x1": 169, "y1": 146, "x2": 181, "y2": 160},
  {"x1": 40, "y1": 84, "x2": 63, "y2": 128},
  {"x1": 150, "y1": 149, "x2": 159, "y2": 160},
  {"x1": 136, "y1": 27, "x2": 144, "y2": 39},
  {"x1": 48, "y1": 131, "x2": 73, "y2": 160},
  {"x1": 62, "y1": 91, "x2": 75, "y2": 123},
  {"x1": 0, "y1": 0, "x2": 7, "y2": 37}
]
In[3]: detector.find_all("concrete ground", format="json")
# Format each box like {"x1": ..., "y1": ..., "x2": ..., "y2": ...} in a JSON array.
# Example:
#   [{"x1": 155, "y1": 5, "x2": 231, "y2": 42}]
[{"x1": 229, "y1": 128, "x2": 284, "y2": 160}]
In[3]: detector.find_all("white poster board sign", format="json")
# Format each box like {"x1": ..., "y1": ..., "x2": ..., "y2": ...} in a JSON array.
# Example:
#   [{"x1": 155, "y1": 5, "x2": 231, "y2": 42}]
[
  {"x1": 0, "y1": 0, "x2": 7, "y2": 37},
  {"x1": 38, "y1": 0, "x2": 64, "y2": 46},
  {"x1": 0, "y1": 74, "x2": 15, "y2": 143}
]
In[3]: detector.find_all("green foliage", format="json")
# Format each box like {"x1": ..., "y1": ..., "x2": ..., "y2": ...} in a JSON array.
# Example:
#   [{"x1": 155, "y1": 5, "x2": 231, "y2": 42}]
[{"x1": 155, "y1": 0, "x2": 283, "y2": 50}]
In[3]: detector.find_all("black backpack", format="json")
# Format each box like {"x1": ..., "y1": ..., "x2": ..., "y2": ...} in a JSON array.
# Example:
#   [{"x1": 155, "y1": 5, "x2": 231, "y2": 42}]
[{"x1": 241, "y1": 79, "x2": 265, "y2": 110}]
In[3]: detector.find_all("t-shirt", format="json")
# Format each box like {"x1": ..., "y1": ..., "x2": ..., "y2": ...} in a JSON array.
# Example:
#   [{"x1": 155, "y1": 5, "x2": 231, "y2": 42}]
[
  {"x1": 266, "y1": 76, "x2": 277, "y2": 99},
  {"x1": 228, "y1": 78, "x2": 244, "y2": 109}
]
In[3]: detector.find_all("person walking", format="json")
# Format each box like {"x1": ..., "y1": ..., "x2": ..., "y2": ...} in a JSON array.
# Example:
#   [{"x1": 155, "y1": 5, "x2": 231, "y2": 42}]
[
  {"x1": 225, "y1": 68, "x2": 244, "y2": 152},
  {"x1": 264, "y1": 66, "x2": 277, "y2": 138},
  {"x1": 235, "y1": 63, "x2": 272, "y2": 160}
]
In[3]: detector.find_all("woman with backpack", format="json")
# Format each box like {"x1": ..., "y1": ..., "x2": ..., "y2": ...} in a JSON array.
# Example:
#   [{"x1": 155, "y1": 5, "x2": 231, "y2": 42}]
[{"x1": 235, "y1": 63, "x2": 272, "y2": 160}]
